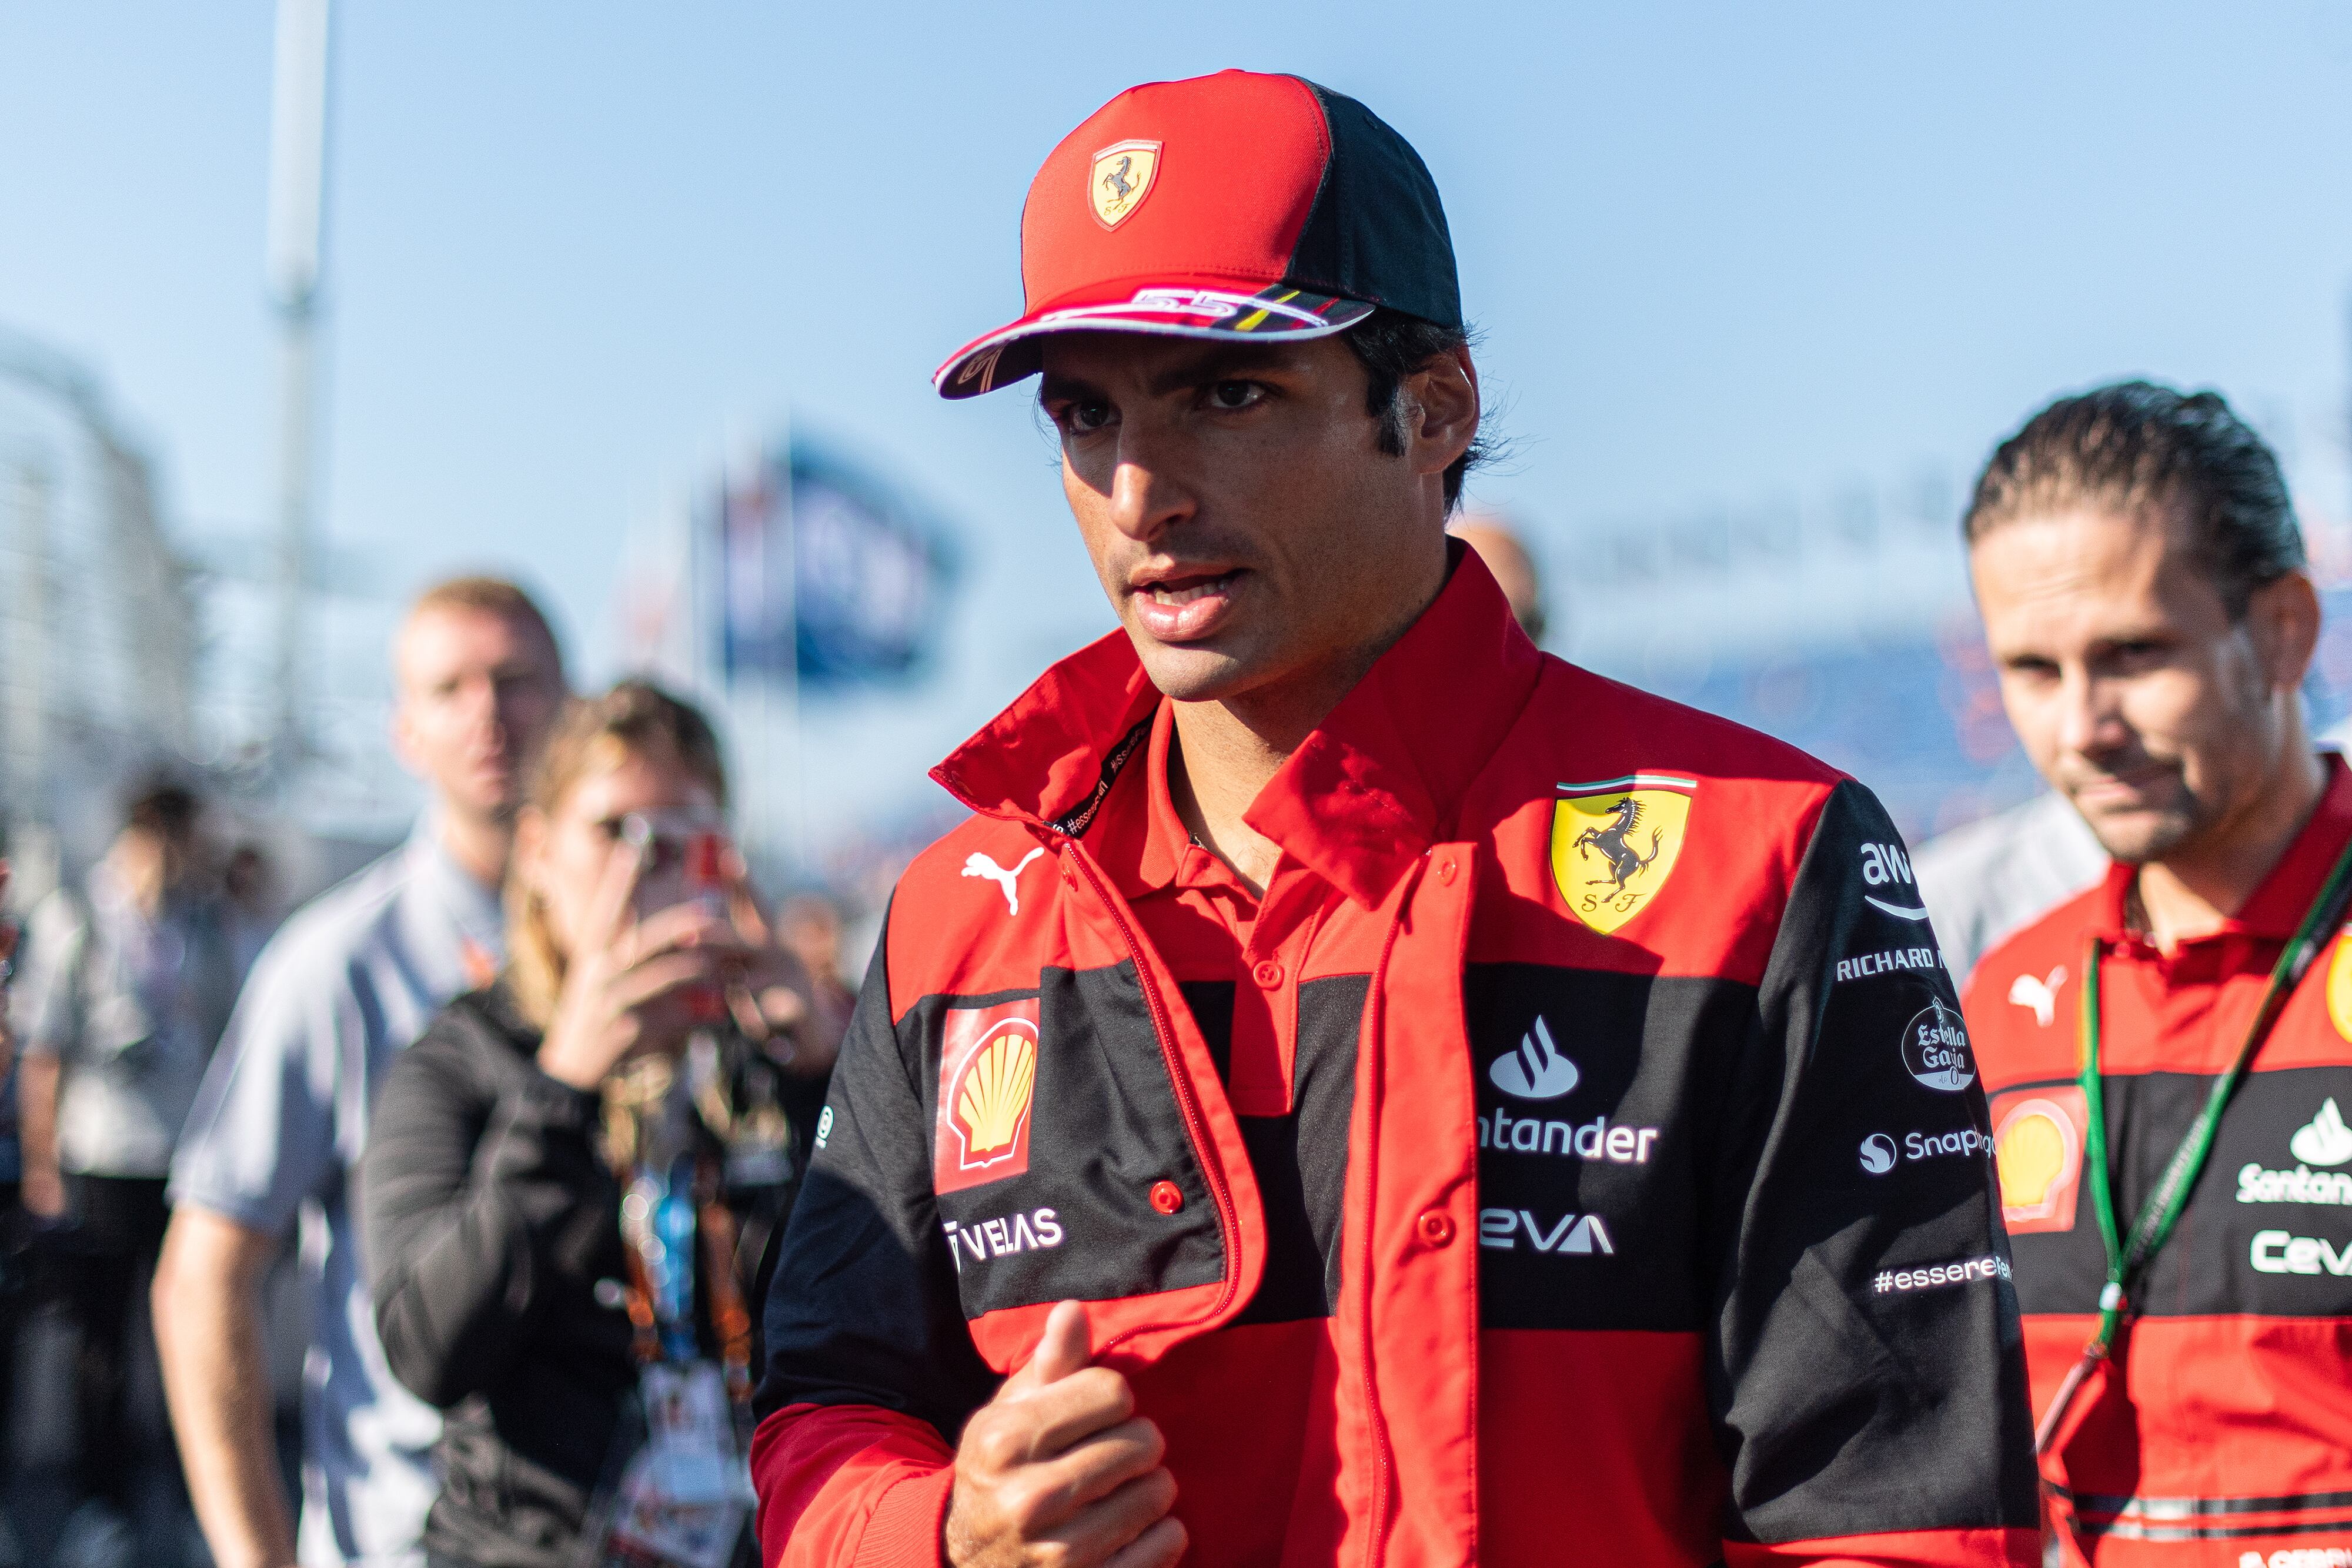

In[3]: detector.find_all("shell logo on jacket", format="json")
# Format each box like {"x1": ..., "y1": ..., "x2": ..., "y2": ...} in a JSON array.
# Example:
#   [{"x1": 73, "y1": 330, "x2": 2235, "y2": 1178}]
[{"x1": 933, "y1": 1002, "x2": 1039, "y2": 1193}]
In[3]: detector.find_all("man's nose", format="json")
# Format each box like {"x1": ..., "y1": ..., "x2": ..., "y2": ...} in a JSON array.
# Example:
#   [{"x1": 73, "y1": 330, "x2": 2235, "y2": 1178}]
[
  {"x1": 459, "y1": 676, "x2": 503, "y2": 728},
  {"x1": 2057, "y1": 667, "x2": 2127, "y2": 757},
  {"x1": 1104, "y1": 433, "x2": 1195, "y2": 544}
]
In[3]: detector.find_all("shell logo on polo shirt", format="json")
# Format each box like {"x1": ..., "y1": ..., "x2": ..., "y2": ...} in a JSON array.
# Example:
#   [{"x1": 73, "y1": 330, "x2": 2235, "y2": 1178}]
[
  {"x1": 936, "y1": 1000, "x2": 1041, "y2": 1195},
  {"x1": 1990, "y1": 1085, "x2": 2089, "y2": 1234},
  {"x1": 1090, "y1": 140, "x2": 1161, "y2": 229},
  {"x1": 1551, "y1": 774, "x2": 1695, "y2": 935},
  {"x1": 2326, "y1": 931, "x2": 2352, "y2": 1042}
]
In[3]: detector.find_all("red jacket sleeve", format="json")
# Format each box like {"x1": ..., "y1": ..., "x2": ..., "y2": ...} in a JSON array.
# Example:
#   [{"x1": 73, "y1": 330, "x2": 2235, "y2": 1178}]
[{"x1": 751, "y1": 1403, "x2": 955, "y2": 1568}]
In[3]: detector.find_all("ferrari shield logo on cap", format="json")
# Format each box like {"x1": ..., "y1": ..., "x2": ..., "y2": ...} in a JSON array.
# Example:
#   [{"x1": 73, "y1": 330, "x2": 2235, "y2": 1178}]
[
  {"x1": 1551, "y1": 774, "x2": 1695, "y2": 935},
  {"x1": 1089, "y1": 139, "x2": 1161, "y2": 229}
]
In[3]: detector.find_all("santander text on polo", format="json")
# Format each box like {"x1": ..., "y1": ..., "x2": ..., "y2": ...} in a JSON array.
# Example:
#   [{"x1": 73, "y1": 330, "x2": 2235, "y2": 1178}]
[{"x1": 1479, "y1": 1106, "x2": 1660, "y2": 1164}]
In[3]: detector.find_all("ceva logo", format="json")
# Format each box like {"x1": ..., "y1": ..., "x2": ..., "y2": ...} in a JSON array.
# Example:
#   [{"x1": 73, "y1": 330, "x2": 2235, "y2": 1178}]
[{"x1": 1489, "y1": 1017, "x2": 1579, "y2": 1100}]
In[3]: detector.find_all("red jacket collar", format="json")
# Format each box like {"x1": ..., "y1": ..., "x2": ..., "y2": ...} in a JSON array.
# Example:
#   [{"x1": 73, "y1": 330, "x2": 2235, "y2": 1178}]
[
  {"x1": 2093, "y1": 751, "x2": 2352, "y2": 944},
  {"x1": 931, "y1": 540, "x2": 1546, "y2": 907}
]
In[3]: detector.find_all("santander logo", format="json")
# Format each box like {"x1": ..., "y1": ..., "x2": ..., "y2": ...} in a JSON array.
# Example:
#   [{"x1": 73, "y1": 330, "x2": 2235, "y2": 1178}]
[{"x1": 1489, "y1": 1017, "x2": 1579, "y2": 1101}]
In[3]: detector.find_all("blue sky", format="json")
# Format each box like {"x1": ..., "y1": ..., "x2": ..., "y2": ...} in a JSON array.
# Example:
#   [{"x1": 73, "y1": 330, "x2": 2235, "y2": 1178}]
[{"x1": 5, "y1": 3, "x2": 2351, "y2": 848}]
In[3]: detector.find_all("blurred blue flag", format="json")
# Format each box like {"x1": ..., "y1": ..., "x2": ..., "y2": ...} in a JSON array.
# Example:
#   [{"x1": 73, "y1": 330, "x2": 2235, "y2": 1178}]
[{"x1": 713, "y1": 437, "x2": 955, "y2": 688}]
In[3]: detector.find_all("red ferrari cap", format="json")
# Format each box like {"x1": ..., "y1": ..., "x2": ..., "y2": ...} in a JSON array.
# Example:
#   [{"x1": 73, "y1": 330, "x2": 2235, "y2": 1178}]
[{"x1": 936, "y1": 71, "x2": 1461, "y2": 399}]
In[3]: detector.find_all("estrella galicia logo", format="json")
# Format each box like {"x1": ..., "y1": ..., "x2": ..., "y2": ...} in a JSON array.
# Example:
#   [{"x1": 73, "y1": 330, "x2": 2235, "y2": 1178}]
[
  {"x1": 1900, "y1": 995, "x2": 1976, "y2": 1092},
  {"x1": 1859, "y1": 1134, "x2": 1898, "y2": 1175},
  {"x1": 1489, "y1": 1016, "x2": 1579, "y2": 1100}
]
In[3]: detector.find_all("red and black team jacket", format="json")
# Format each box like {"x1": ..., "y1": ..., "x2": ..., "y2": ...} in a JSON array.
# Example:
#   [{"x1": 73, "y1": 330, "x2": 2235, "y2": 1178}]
[
  {"x1": 1966, "y1": 756, "x2": 2352, "y2": 1567},
  {"x1": 753, "y1": 550, "x2": 2039, "y2": 1567}
]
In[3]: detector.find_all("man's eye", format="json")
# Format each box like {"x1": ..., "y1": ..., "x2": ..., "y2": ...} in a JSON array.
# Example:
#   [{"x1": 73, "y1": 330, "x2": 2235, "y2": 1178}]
[
  {"x1": 1206, "y1": 381, "x2": 1262, "y2": 411},
  {"x1": 1058, "y1": 400, "x2": 1114, "y2": 434}
]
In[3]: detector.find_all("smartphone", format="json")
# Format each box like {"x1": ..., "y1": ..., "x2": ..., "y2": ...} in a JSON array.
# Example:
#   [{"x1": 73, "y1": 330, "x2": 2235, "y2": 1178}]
[{"x1": 681, "y1": 830, "x2": 730, "y2": 1025}]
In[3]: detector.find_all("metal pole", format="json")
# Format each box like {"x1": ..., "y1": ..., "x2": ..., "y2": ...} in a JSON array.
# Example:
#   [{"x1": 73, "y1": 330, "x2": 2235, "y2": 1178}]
[
  {"x1": 4, "y1": 457, "x2": 53, "y2": 820},
  {"x1": 773, "y1": 419, "x2": 804, "y2": 875},
  {"x1": 266, "y1": 0, "x2": 332, "y2": 771}
]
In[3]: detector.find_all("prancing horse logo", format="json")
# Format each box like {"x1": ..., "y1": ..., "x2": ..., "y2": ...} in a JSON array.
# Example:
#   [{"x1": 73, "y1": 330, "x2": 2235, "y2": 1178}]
[
  {"x1": 1575, "y1": 796, "x2": 1663, "y2": 893},
  {"x1": 1089, "y1": 139, "x2": 1161, "y2": 228},
  {"x1": 1551, "y1": 774, "x2": 1695, "y2": 936}
]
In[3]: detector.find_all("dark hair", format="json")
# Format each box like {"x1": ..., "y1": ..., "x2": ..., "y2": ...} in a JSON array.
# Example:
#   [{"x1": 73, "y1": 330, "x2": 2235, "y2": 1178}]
[
  {"x1": 1344, "y1": 309, "x2": 1489, "y2": 513},
  {"x1": 123, "y1": 780, "x2": 202, "y2": 844},
  {"x1": 1963, "y1": 381, "x2": 2302, "y2": 618}
]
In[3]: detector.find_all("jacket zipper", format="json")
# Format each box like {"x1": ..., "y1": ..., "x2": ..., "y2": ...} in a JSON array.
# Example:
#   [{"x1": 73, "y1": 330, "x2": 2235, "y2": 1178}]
[
  {"x1": 1356, "y1": 860, "x2": 1421, "y2": 1568},
  {"x1": 1061, "y1": 842, "x2": 1242, "y2": 1345}
]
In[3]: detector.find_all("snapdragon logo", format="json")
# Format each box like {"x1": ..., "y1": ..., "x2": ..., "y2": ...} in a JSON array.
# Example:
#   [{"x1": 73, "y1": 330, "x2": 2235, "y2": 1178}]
[{"x1": 1859, "y1": 1126, "x2": 1992, "y2": 1175}]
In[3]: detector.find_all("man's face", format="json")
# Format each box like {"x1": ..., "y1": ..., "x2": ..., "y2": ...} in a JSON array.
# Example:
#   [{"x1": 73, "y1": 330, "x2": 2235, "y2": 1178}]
[
  {"x1": 1971, "y1": 506, "x2": 2310, "y2": 865},
  {"x1": 393, "y1": 607, "x2": 568, "y2": 823},
  {"x1": 1039, "y1": 332, "x2": 1471, "y2": 707}
]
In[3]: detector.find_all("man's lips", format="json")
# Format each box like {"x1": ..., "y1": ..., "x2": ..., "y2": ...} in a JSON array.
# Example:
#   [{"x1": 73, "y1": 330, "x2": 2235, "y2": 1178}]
[{"x1": 1127, "y1": 567, "x2": 1245, "y2": 644}]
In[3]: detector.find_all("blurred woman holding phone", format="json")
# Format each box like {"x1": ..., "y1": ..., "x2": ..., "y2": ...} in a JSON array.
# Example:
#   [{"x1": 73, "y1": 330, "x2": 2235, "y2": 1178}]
[{"x1": 360, "y1": 679, "x2": 837, "y2": 1568}]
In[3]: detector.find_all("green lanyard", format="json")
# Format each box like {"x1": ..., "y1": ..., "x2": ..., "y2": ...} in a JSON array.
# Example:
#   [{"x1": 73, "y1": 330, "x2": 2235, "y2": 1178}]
[{"x1": 2034, "y1": 833, "x2": 2352, "y2": 1456}]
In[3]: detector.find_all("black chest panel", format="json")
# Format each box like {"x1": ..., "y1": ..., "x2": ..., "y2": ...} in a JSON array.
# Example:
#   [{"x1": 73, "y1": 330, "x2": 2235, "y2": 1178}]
[
  {"x1": 915, "y1": 966, "x2": 1227, "y2": 1319},
  {"x1": 2006, "y1": 1063, "x2": 2352, "y2": 1319},
  {"x1": 1466, "y1": 961, "x2": 1753, "y2": 1333},
  {"x1": 1182, "y1": 976, "x2": 1365, "y2": 1325}
]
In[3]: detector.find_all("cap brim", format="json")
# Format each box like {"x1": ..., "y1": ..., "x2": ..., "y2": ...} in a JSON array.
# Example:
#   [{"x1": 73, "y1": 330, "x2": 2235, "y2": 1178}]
[{"x1": 933, "y1": 282, "x2": 1375, "y2": 399}]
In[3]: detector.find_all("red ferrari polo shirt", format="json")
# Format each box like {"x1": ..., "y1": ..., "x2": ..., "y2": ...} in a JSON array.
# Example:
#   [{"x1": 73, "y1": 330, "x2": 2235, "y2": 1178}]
[{"x1": 1965, "y1": 754, "x2": 2352, "y2": 1566}]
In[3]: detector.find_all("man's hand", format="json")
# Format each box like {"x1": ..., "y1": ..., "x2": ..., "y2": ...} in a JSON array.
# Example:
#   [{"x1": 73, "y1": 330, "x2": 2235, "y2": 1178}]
[{"x1": 944, "y1": 1299, "x2": 1185, "y2": 1568}]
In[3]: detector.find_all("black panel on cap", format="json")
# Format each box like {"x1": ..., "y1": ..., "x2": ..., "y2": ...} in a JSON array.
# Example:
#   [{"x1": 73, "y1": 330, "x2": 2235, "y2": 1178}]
[{"x1": 1284, "y1": 81, "x2": 1462, "y2": 330}]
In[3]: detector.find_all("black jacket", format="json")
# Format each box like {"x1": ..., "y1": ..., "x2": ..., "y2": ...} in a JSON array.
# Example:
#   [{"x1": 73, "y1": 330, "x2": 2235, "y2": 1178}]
[{"x1": 360, "y1": 985, "x2": 636, "y2": 1568}]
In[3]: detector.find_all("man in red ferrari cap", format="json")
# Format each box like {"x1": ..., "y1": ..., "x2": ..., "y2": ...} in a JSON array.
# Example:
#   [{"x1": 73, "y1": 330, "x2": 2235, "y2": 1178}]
[{"x1": 752, "y1": 70, "x2": 2038, "y2": 1568}]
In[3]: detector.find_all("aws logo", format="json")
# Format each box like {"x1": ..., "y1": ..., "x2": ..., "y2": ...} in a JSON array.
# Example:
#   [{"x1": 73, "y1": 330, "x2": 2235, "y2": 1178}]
[{"x1": 935, "y1": 1000, "x2": 1041, "y2": 1196}]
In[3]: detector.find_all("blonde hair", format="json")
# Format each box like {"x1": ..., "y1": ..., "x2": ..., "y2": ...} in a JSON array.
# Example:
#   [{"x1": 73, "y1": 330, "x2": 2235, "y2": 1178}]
[
  {"x1": 505, "y1": 678, "x2": 729, "y2": 1028},
  {"x1": 400, "y1": 574, "x2": 564, "y2": 673}
]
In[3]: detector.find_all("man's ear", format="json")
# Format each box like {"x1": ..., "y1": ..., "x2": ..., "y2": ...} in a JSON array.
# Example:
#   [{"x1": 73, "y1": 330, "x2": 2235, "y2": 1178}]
[
  {"x1": 2248, "y1": 569, "x2": 2322, "y2": 695},
  {"x1": 1405, "y1": 345, "x2": 1480, "y2": 482}
]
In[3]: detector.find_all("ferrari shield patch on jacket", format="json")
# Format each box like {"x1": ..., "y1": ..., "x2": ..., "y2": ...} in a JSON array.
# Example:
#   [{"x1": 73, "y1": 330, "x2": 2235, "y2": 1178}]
[
  {"x1": 1551, "y1": 774, "x2": 1695, "y2": 934},
  {"x1": 935, "y1": 1000, "x2": 1041, "y2": 1194}
]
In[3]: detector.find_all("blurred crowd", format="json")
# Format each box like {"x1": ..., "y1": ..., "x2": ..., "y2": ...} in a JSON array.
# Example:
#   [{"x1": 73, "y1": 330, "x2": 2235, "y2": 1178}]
[{"x1": 0, "y1": 577, "x2": 868, "y2": 1568}]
